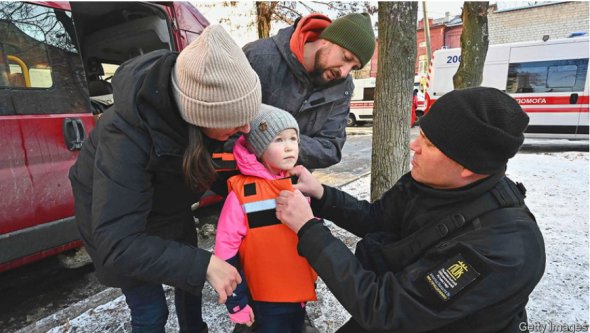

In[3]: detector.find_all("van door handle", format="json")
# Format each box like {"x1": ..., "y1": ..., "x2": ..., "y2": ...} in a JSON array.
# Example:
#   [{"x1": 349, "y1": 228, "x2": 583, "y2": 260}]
[
  {"x1": 570, "y1": 93, "x2": 579, "y2": 104},
  {"x1": 63, "y1": 118, "x2": 86, "y2": 151}
]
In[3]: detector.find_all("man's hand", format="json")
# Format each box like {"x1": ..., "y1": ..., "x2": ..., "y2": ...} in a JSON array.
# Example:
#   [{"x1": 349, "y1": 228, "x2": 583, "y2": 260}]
[
  {"x1": 276, "y1": 189, "x2": 314, "y2": 233},
  {"x1": 206, "y1": 255, "x2": 242, "y2": 304},
  {"x1": 288, "y1": 165, "x2": 324, "y2": 199}
]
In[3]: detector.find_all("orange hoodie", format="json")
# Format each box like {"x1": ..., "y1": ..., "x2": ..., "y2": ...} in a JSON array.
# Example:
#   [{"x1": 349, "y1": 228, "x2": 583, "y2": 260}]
[{"x1": 289, "y1": 14, "x2": 332, "y2": 66}]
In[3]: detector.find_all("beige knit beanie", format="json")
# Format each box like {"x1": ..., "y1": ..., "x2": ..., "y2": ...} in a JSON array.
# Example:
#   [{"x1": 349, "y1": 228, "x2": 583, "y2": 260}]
[{"x1": 171, "y1": 25, "x2": 262, "y2": 128}]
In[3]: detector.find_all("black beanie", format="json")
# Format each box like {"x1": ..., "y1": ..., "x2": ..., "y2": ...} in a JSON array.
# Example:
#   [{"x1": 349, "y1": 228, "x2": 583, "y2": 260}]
[{"x1": 420, "y1": 87, "x2": 529, "y2": 174}]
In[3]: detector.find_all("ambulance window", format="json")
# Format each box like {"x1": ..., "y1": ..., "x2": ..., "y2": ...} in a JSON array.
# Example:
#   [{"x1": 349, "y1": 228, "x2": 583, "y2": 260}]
[
  {"x1": 547, "y1": 65, "x2": 577, "y2": 88},
  {"x1": 363, "y1": 87, "x2": 375, "y2": 101},
  {"x1": 507, "y1": 59, "x2": 588, "y2": 93},
  {"x1": 0, "y1": 2, "x2": 87, "y2": 115}
]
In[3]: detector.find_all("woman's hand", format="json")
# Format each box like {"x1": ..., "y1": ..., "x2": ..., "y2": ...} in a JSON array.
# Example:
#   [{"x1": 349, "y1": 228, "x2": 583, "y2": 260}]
[
  {"x1": 289, "y1": 165, "x2": 324, "y2": 199},
  {"x1": 276, "y1": 189, "x2": 314, "y2": 233},
  {"x1": 206, "y1": 255, "x2": 242, "y2": 304}
]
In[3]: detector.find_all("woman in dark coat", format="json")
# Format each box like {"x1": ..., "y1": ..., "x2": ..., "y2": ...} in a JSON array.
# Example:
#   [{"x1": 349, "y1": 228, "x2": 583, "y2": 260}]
[{"x1": 69, "y1": 25, "x2": 262, "y2": 333}]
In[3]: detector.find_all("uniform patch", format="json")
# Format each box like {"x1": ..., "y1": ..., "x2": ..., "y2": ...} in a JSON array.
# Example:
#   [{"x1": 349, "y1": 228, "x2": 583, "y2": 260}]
[{"x1": 424, "y1": 253, "x2": 480, "y2": 302}]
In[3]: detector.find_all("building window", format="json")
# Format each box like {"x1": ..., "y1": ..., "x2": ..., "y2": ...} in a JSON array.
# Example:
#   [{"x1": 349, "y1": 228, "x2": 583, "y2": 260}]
[{"x1": 418, "y1": 55, "x2": 429, "y2": 74}]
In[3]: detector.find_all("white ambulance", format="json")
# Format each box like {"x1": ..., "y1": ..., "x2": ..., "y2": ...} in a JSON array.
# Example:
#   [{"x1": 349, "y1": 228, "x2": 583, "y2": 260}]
[
  {"x1": 349, "y1": 77, "x2": 376, "y2": 126},
  {"x1": 349, "y1": 76, "x2": 425, "y2": 126},
  {"x1": 425, "y1": 36, "x2": 589, "y2": 139}
]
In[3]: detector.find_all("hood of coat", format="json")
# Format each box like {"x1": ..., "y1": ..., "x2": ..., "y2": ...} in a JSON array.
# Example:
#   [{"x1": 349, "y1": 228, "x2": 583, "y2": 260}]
[
  {"x1": 272, "y1": 25, "x2": 311, "y2": 85},
  {"x1": 272, "y1": 22, "x2": 355, "y2": 92},
  {"x1": 233, "y1": 135, "x2": 288, "y2": 180},
  {"x1": 112, "y1": 49, "x2": 188, "y2": 157}
]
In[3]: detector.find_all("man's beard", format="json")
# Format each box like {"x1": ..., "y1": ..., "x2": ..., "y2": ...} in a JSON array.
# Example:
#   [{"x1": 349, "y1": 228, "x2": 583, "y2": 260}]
[
  {"x1": 310, "y1": 69, "x2": 346, "y2": 86},
  {"x1": 310, "y1": 69, "x2": 328, "y2": 86},
  {"x1": 309, "y1": 47, "x2": 347, "y2": 86},
  {"x1": 310, "y1": 47, "x2": 331, "y2": 86}
]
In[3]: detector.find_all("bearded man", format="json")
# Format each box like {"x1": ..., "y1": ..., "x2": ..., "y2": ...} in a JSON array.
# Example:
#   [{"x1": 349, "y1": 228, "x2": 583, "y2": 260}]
[{"x1": 242, "y1": 13, "x2": 376, "y2": 169}]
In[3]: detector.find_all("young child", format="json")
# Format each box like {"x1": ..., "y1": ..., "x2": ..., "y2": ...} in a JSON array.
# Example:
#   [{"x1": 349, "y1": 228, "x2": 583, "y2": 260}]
[{"x1": 214, "y1": 105, "x2": 317, "y2": 333}]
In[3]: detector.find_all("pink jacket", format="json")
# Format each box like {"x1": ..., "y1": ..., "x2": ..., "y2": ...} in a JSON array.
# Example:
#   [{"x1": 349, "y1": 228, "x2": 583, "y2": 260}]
[{"x1": 214, "y1": 136, "x2": 291, "y2": 260}]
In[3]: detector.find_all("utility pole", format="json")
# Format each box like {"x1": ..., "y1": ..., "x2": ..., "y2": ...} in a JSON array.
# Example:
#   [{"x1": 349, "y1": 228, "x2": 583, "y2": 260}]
[{"x1": 422, "y1": 1, "x2": 432, "y2": 65}]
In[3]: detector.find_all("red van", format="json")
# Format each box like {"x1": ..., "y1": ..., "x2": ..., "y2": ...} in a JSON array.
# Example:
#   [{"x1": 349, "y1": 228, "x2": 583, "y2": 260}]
[{"x1": 0, "y1": 2, "x2": 209, "y2": 272}]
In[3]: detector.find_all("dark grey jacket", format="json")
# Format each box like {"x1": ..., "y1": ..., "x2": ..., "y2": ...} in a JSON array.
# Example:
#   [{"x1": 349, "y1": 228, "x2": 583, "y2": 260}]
[
  {"x1": 242, "y1": 24, "x2": 354, "y2": 169},
  {"x1": 69, "y1": 50, "x2": 216, "y2": 294},
  {"x1": 299, "y1": 173, "x2": 546, "y2": 332}
]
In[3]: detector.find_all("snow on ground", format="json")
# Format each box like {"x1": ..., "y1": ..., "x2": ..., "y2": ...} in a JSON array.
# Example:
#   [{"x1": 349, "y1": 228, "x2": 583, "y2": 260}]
[
  {"x1": 508, "y1": 151, "x2": 589, "y2": 326},
  {"x1": 45, "y1": 148, "x2": 589, "y2": 333}
]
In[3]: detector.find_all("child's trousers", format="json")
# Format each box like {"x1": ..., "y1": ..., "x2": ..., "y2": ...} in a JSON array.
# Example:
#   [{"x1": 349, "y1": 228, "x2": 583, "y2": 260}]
[{"x1": 252, "y1": 301, "x2": 305, "y2": 333}]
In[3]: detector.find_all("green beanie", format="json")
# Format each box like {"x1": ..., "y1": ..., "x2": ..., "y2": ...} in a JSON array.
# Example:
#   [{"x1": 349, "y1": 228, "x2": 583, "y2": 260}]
[{"x1": 319, "y1": 13, "x2": 376, "y2": 68}]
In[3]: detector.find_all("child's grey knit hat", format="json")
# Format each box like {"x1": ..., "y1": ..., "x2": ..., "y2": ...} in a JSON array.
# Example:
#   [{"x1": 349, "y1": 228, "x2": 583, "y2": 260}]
[{"x1": 246, "y1": 104, "x2": 300, "y2": 158}]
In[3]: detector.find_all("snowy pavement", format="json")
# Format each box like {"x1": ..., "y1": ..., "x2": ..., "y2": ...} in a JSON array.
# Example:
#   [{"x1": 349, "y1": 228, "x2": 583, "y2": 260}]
[{"x1": 32, "y1": 146, "x2": 589, "y2": 333}]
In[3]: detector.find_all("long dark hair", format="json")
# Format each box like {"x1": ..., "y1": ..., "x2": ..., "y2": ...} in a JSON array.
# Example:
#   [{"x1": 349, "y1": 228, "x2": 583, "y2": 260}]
[{"x1": 183, "y1": 126, "x2": 216, "y2": 191}]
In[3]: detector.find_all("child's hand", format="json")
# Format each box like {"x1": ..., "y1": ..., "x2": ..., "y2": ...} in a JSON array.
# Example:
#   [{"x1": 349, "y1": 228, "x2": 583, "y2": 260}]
[{"x1": 229, "y1": 304, "x2": 255, "y2": 326}]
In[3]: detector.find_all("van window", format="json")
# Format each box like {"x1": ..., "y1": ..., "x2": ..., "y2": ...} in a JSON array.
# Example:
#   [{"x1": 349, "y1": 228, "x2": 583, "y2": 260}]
[
  {"x1": 363, "y1": 87, "x2": 375, "y2": 101},
  {"x1": 0, "y1": 2, "x2": 88, "y2": 115},
  {"x1": 506, "y1": 59, "x2": 588, "y2": 93}
]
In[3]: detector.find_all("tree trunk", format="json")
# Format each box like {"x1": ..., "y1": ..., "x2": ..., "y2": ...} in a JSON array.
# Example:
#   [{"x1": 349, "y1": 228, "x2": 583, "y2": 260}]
[
  {"x1": 256, "y1": 2, "x2": 276, "y2": 38},
  {"x1": 371, "y1": 2, "x2": 417, "y2": 202},
  {"x1": 453, "y1": 2, "x2": 489, "y2": 88}
]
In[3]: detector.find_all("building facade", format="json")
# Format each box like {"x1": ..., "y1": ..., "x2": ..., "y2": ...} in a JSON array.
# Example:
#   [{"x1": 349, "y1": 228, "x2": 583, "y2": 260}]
[
  {"x1": 488, "y1": 1, "x2": 589, "y2": 44},
  {"x1": 353, "y1": 1, "x2": 589, "y2": 79},
  {"x1": 415, "y1": 14, "x2": 463, "y2": 75}
]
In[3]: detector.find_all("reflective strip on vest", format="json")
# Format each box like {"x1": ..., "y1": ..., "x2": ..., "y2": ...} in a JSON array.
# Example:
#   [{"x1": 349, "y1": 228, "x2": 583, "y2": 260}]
[
  {"x1": 242, "y1": 198, "x2": 276, "y2": 214},
  {"x1": 227, "y1": 174, "x2": 318, "y2": 302}
]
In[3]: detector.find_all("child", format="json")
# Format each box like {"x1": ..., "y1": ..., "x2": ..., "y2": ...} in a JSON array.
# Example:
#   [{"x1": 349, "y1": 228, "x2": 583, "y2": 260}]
[{"x1": 214, "y1": 105, "x2": 317, "y2": 333}]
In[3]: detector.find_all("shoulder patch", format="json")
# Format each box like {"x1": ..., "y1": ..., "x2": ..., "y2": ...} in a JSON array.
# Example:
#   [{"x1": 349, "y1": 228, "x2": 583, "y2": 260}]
[{"x1": 424, "y1": 253, "x2": 480, "y2": 302}]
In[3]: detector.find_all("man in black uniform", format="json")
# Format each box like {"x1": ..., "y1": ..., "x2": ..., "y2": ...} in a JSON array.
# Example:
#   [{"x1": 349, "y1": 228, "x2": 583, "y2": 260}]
[{"x1": 276, "y1": 87, "x2": 546, "y2": 332}]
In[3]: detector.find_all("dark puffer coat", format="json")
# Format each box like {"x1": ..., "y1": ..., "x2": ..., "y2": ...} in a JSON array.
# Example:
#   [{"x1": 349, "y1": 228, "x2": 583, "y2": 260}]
[
  {"x1": 298, "y1": 173, "x2": 546, "y2": 332},
  {"x1": 69, "y1": 50, "x2": 221, "y2": 294}
]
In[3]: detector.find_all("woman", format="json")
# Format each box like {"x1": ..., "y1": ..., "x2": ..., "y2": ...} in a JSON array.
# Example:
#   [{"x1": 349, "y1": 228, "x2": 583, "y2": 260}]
[{"x1": 69, "y1": 25, "x2": 261, "y2": 333}]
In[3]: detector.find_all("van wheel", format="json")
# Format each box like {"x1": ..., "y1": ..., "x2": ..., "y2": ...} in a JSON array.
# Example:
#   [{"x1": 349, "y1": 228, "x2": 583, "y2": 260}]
[{"x1": 347, "y1": 114, "x2": 357, "y2": 127}]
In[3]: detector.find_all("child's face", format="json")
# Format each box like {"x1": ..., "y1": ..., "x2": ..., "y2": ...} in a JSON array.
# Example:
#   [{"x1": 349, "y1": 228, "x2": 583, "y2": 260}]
[{"x1": 261, "y1": 128, "x2": 299, "y2": 175}]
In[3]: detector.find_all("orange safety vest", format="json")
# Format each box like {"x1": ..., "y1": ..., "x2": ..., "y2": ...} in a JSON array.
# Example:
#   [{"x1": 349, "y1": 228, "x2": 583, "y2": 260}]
[
  {"x1": 212, "y1": 152, "x2": 237, "y2": 172},
  {"x1": 227, "y1": 175, "x2": 317, "y2": 303}
]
